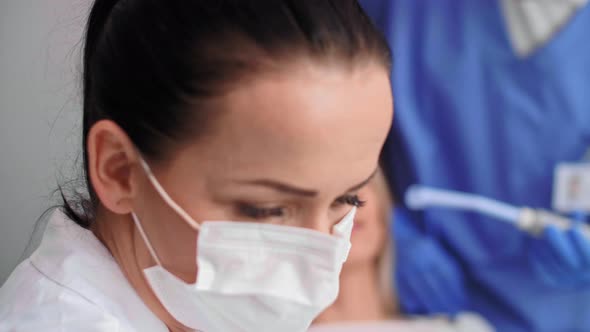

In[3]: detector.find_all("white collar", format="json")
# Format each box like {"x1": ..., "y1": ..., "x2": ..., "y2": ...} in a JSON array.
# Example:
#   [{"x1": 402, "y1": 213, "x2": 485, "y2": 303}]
[
  {"x1": 30, "y1": 209, "x2": 168, "y2": 332},
  {"x1": 501, "y1": 0, "x2": 589, "y2": 57}
]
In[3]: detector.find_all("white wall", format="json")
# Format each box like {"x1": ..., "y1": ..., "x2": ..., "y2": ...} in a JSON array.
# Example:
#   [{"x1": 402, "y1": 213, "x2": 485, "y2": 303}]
[{"x1": 0, "y1": 0, "x2": 89, "y2": 284}]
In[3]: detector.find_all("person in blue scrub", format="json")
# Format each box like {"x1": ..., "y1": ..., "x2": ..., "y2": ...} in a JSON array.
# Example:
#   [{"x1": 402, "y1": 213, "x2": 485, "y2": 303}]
[{"x1": 359, "y1": 0, "x2": 590, "y2": 331}]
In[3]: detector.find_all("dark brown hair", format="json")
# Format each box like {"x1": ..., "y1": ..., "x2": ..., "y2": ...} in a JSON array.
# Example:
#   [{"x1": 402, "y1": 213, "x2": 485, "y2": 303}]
[{"x1": 63, "y1": 0, "x2": 392, "y2": 227}]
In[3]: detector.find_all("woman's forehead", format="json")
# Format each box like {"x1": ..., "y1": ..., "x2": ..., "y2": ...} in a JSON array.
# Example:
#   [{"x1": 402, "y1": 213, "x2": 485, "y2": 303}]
[
  {"x1": 210, "y1": 64, "x2": 392, "y2": 158},
  {"x1": 179, "y1": 63, "x2": 393, "y2": 191}
]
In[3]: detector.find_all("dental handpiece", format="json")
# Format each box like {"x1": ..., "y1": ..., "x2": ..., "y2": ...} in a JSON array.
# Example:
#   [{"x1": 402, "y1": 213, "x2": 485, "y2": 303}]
[{"x1": 404, "y1": 185, "x2": 590, "y2": 239}]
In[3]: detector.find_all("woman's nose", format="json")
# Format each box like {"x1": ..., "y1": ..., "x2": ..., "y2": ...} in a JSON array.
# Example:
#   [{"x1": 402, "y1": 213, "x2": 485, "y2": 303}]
[{"x1": 302, "y1": 212, "x2": 341, "y2": 235}]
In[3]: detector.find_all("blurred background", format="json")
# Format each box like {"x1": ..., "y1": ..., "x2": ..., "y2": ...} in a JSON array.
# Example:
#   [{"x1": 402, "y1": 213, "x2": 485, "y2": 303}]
[{"x1": 0, "y1": 0, "x2": 88, "y2": 284}]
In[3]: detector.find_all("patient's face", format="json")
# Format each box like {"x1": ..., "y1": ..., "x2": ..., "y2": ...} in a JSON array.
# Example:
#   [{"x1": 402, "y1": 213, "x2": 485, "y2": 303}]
[{"x1": 346, "y1": 179, "x2": 388, "y2": 266}]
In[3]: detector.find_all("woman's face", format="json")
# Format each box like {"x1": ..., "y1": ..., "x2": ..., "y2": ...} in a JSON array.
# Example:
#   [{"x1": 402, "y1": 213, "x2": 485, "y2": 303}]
[
  {"x1": 131, "y1": 61, "x2": 393, "y2": 282},
  {"x1": 345, "y1": 177, "x2": 390, "y2": 267}
]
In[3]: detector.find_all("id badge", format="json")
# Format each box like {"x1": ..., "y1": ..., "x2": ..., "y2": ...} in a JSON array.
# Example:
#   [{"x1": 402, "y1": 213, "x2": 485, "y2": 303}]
[{"x1": 552, "y1": 162, "x2": 590, "y2": 213}]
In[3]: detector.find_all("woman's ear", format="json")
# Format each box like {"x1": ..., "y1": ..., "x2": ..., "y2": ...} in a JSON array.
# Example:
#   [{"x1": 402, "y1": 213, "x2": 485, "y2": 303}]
[{"x1": 87, "y1": 120, "x2": 140, "y2": 214}]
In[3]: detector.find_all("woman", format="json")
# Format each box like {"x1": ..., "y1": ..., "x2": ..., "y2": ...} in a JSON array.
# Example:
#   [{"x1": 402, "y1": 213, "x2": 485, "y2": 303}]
[
  {"x1": 310, "y1": 170, "x2": 494, "y2": 332},
  {"x1": 0, "y1": 1, "x2": 393, "y2": 331}
]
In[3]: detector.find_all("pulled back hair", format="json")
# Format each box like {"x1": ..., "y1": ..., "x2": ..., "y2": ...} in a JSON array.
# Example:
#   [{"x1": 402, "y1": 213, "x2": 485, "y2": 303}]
[{"x1": 63, "y1": 0, "x2": 392, "y2": 228}]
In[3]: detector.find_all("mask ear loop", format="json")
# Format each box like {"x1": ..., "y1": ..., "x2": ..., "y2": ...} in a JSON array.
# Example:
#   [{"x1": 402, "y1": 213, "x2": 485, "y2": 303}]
[
  {"x1": 138, "y1": 158, "x2": 201, "y2": 231},
  {"x1": 132, "y1": 157, "x2": 202, "y2": 267},
  {"x1": 132, "y1": 212, "x2": 163, "y2": 267}
]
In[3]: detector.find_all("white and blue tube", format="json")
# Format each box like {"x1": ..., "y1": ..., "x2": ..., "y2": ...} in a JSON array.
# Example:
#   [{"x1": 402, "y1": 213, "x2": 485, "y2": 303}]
[{"x1": 404, "y1": 185, "x2": 590, "y2": 238}]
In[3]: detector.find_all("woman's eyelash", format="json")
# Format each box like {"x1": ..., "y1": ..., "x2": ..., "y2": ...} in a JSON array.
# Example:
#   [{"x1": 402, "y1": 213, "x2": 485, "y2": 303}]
[
  {"x1": 336, "y1": 194, "x2": 366, "y2": 207},
  {"x1": 239, "y1": 204, "x2": 284, "y2": 219},
  {"x1": 239, "y1": 195, "x2": 364, "y2": 219}
]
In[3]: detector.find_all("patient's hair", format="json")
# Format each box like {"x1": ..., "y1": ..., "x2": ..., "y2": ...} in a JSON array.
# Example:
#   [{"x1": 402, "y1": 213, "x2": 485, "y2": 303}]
[{"x1": 62, "y1": 0, "x2": 392, "y2": 227}]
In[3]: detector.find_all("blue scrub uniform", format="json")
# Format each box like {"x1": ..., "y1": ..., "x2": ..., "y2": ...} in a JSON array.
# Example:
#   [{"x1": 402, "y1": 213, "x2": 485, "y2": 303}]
[{"x1": 360, "y1": 0, "x2": 590, "y2": 331}]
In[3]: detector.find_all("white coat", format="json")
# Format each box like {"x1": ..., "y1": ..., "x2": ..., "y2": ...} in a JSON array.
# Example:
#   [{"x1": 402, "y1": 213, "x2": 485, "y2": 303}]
[{"x1": 0, "y1": 209, "x2": 168, "y2": 332}]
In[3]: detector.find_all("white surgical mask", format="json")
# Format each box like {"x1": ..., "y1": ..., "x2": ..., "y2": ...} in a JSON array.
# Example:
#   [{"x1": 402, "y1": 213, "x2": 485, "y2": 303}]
[{"x1": 132, "y1": 158, "x2": 356, "y2": 332}]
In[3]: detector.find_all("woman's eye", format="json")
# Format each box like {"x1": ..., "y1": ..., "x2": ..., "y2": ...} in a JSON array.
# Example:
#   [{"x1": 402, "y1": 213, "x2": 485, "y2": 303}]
[
  {"x1": 335, "y1": 194, "x2": 366, "y2": 207},
  {"x1": 238, "y1": 204, "x2": 285, "y2": 219}
]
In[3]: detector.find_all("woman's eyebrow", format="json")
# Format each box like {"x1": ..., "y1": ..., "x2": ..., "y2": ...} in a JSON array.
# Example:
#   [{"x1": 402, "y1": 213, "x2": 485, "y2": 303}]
[
  {"x1": 234, "y1": 179, "x2": 318, "y2": 197},
  {"x1": 344, "y1": 167, "x2": 378, "y2": 193},
  {"x1": 233, "y1": 167, "x2": 379, "y2": 197}
]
